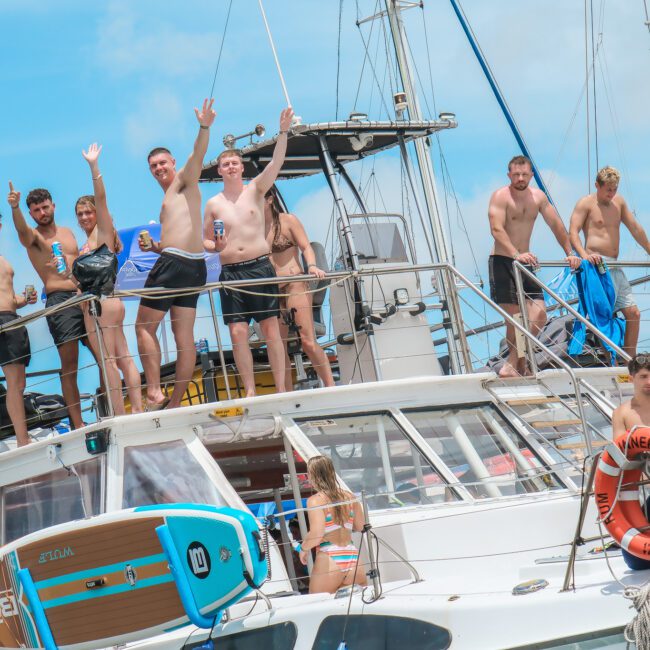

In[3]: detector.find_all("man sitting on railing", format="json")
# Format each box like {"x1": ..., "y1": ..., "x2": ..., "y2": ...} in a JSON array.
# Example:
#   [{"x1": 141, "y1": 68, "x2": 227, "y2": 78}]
[
  {"x1": 203, "y1": 107, "x2": 294, "y2": 397},
  {"x1": 488, "y1": 155, "x2": 580, "y2": 378},
  {"x1": 611, "y1": 353, "x2": 650, "y2": 570},
  {"x1": 569, "y1": 166, "x2": 650, "y2": 357},
  {"x1": 0, "y1": 214, "x2": 38, "y2": 446}
]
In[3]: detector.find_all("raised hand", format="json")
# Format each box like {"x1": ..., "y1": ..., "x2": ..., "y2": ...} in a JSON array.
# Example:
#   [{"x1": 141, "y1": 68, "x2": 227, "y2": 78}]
[
  {"x1": 195, "y1": 98, "x2": 216, "y2": 129},
  {"x1": 7, "y1": 181, "x2": 20, "y2": 208},
  {"x1": 279, "y1": 106, "x2": 294, "y2": 133},
  {"x1": 82, "y1": 143, "x2": 102, "y2": 167}
]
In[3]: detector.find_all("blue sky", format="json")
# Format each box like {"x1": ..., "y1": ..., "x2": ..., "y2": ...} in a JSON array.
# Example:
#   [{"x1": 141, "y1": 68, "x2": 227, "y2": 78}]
[{"x1": 1, "y1": 1, "x2": 649, "y2": 406}]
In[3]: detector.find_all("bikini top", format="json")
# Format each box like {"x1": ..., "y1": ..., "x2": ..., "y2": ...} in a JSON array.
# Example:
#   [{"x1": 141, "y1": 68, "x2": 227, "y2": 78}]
[
  {"x1": 271, "y1": 231, "x2": 295, "y2": 254},
  {"x1": 323, "y1": 505, "x2": 355, "y2": 534},
  {"x1": 79, "y1": 241, "x2": 92, "y2": 255}
]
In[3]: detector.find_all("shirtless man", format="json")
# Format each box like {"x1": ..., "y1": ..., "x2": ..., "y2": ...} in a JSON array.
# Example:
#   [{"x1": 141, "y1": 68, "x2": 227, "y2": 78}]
[
  {"x1": 8, "y1": 184, "x2": 89, "y2": 429},
  {"x1": 488, "y1": 155, "x2": 580, "y2": 377},
  {"x1": 611, "y1": 353, "x2": 650, "y2": 570},
  {"x1": 0, "y1": 213, "x2": 37, "y2": 446},
  {"x1": 203, "y1": 107, "x2": 293, "y2": 397},
  {"x1": 135, "y1": 99, "x2": 216, "y2": 410},
  {"x1": 569, "y1": 166, "x2": 649, "y2": 356}
]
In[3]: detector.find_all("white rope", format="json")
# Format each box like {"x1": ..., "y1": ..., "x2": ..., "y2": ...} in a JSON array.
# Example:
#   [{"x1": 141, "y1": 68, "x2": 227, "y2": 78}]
[
  {"x1": 624, "y1": 581, "x2": 650, "y2": 647},
  {"x1": 258, "y1": 0, "x2": 292, "y2": 107}
]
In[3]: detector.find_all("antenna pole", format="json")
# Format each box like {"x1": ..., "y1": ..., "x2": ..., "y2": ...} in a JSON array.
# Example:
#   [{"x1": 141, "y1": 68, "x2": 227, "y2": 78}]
[{"x1": 258, "y1": 0, "x2": 292, "y2": 107}]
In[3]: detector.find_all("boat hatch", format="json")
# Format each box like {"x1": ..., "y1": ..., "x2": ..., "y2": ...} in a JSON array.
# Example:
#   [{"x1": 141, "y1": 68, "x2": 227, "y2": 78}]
[
  {"x1": 1, "y1": 456, "x2": 104, "y2": 545},
  {"x1": 121, "y1": 439, "x2": 227, "y2": 509}
]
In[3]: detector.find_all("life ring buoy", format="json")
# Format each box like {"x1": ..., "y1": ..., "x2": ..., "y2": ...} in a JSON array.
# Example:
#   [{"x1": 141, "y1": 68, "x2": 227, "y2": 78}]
[{"x1": 594, "y1": 426, "x2": 650, "y2": 559}]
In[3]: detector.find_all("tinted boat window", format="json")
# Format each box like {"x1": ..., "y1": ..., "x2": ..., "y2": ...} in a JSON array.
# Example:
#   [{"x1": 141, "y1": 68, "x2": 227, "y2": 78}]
[
  {"x1": 183, "y1": 622, "x2": 297, "y2": 649},
  {"x1": 297, "y1": 412, "x2": 460, "y2": 509},
  {"x1": 122, "y1": 439, "x2": 227, "y2": 508},
  {"x1": 312, "y1": 615, "x2": 451, "y2": 649},
  {"x1": 2, "y1": 457, "x2": 103, "y2": 544},
  {"x1": 404, "y1": 406, "x2": 562, "y2": 498}
]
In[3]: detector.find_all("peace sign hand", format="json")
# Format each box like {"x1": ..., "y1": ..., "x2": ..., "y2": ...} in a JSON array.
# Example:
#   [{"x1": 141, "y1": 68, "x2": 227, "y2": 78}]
[
  {"x1": 7, "y1": 181, "x2": 20, "y2": 208},
  {"x1": 195, "y1": 98, "x2": 216, "y2": 128}
]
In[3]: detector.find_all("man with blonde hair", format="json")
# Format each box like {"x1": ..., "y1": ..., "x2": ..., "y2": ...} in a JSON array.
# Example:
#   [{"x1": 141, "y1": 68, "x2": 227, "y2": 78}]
[{"x1": 570, "y1": 166, "x2": 650, "y2": 356}]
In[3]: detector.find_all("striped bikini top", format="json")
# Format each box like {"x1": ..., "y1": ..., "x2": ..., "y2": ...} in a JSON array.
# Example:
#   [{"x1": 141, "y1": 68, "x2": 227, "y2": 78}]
[{"x1": 323, "y1": 505, "x2": 355, "y2": 534}]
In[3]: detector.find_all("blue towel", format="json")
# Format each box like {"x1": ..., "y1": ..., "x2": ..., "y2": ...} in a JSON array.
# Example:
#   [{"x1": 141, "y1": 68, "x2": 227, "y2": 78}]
[{"x1": 567, "y1": 260, "x2": 625, "y2": 363}]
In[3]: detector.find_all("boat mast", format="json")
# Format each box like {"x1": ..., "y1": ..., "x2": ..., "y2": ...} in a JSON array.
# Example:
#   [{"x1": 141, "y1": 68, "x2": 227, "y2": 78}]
[{"x1": 383, "y1": 0, "x2": 469, "y2": 374}]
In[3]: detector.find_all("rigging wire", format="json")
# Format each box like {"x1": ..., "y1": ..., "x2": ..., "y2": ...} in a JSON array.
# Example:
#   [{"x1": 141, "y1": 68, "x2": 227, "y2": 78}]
[
  {"x1": 644, "y1": 0, "x2": 650, "y2": 36},
  {"x1": 353, "y1": 0, "x2": 380, "y2": 111},
  {"x1": 590, "y1": 0, "x2": 600, "y2": 171},
  {"x1": 584, "y1": 0, "x2": 592, "y2": 189},
  {"x1": 208, "y1": 0, "x2": 233, "y2": 98}
]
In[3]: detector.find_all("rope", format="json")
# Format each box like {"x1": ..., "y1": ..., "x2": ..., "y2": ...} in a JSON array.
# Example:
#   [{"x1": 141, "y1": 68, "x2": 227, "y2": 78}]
[
  {"x1": 624, "y1": 581, "x2": 650, "y2": 647},
  {"x1": 208, "y1": 0, "x2": 233, "y2": 99},
  {"x1": 258, "y1": 0, "x2": 292, "y2": 106}
]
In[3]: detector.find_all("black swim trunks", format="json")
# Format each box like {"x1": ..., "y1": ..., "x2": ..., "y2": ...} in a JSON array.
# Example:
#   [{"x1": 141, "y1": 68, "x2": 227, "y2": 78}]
[
  {"x1": 0, "y1": 312, "x2": 31, "y2": 367},
  {"x1": 140, "y1": 250, "x2": 207, "y2": 312},
  {"x1": 45, "y1": 291, "x2": 87, "y2": 347},
  {"x1": 219, "y1": 255, "x2": 280, "y2": 325},
  {"x1": 488, "y1": 254, "x2": 544, "y2": 305}
]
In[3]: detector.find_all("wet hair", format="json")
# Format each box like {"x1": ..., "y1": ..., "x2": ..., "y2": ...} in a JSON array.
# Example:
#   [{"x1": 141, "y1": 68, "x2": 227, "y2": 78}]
[
  {"x1": 596, "y1": 166, "x2": 620, "y2": 186},
  {"x1": 216, "y1": 148, "x2": 243, "y2": 167},
  {"x1": 628, "y1": 353, "x2": 650, "y2": 376},
  {"x1": 74, "y1": 194, "x2": 123, "y2": 254},
  {"x1": 307, "y1": 455, "x2": 350, "y2": 527},
  {"x1": 26, "y1": 188, "x2": 53, "y2": 207},
  {"x1": 265, "y1": 187, "x2": 283, "y2": 250},
  {"x1": 508, "y1": 155, "x2": 532, "y2": 171},
  {"x1": 147, "y1": 147, "x2": 172, "y2": 162}
]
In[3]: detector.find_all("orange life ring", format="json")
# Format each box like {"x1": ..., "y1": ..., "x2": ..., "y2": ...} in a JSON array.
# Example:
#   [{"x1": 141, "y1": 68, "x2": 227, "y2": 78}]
[{"x1": 594, "y1": 426, "x2": 650, "y2": 559}]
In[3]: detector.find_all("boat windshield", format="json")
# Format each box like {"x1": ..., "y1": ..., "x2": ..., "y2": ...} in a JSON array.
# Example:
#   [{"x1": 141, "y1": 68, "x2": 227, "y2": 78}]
[
  {"x1": 403, "y1": 405, "x2": 563, "y2": 498},
  {"x1": 2, "y1": 457, "x2": 103, "y2": 545},
  {"x1": 296, "y1": 412, "x2": 461, "y2": 510},
  {"x1": 122, "y1": 439, "x2": 227, "y2": 508}
]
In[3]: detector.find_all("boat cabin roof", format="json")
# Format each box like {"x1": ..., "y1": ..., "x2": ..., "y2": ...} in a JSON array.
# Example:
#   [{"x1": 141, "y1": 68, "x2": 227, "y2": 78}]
[{"x1": 200, "y1": 118, "x2": 456, "y2": 181}]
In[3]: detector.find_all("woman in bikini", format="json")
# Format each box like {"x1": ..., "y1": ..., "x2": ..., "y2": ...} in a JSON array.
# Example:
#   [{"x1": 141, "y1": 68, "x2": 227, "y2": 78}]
[
  {"x1": 77, "y1": 143, "x2": 142, "y2": 414},
  {"x1": 296, "y1": 455, "x2": 366, "y2": 594},
  {"x1": 264, "y1": 189, "x2": 335, "y2": 389}
]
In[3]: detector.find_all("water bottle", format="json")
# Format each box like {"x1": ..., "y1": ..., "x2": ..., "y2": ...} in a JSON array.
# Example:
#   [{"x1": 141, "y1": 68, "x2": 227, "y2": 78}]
[{"x1": 51, "y1": 241, "x2": 66, "y2": 275}]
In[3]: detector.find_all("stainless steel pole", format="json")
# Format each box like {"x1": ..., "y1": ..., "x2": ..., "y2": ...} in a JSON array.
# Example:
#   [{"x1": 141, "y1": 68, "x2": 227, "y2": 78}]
[
  {"x1": 208, "y1": 290, "x2": 232, "y2": 400},
  {"x1": 89, "y1": 298, "x2": 114, "y2": 419}
]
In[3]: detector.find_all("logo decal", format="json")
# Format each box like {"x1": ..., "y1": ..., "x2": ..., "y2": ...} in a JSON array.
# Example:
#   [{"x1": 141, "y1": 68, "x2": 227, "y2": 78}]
[
  {"x1": 187, "y1": 542, "x2": 211, "y2": 579},
  {"x1": 38, "y1": 547, "x2": 74, "y2": 564},
  {"x1": 219, "y1": 546, "x2": 231, "y2": 563}
]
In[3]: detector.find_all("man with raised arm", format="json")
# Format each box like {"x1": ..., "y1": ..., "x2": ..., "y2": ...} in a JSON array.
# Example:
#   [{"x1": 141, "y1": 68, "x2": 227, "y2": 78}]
[
  {"x1": 611, "y1": 353, "x2": 650, "y2": 570},
  {"x1": 569, "y1": 166, "x2": 649, "y2": 357},
  {"x1": 7, "y1": 183, "x2": 89, "y2": 430},
  {"x1": 488, "y1": 155, "x2": 580, "y2": 378},
  {"x1": 135, "y1": 99, "x2": 216, "y2": 410},
  {"x1": 0, "y1": 212, "x2": 37, "y2": 446},
  {"x1": 203, "y1": 107, "x2": 293, "y2": 397}
]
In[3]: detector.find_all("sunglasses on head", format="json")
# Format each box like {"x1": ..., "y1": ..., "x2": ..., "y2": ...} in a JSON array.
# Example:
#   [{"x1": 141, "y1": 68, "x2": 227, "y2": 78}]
[{"x1": 633, "y1": 354, "x2": 650, "y2": 366}]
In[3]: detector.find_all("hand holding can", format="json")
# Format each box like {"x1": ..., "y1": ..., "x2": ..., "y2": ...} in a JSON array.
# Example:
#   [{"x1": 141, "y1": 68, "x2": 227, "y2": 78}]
[
  {"x1": 139, "y1": 230, "x2": 153, "y2": 250},
  {"x1": 213, "y1": 219, "x2": 225, "y2": 240},
  {"x1": 51, "y1": 242, "x2": 67, "y2": 275}
]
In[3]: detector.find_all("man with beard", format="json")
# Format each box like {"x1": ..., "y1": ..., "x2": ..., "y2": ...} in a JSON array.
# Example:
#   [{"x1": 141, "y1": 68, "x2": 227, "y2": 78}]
[
  {"x1": 488, "y1": 155, "x2": 580, "y2": 377},
  {"x1": 203, "y1": 107, "x2": 293, "y2": 397},
  {"x1": 135, "y1": 98, "x2": 216, "y2": 410},
  {"x1": 8, "y1": 184, "x2": 89, "y2": 430}
]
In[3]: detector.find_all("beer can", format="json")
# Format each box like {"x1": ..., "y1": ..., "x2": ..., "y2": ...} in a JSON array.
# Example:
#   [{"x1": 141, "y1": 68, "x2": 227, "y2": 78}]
[
  {"x1": 51, "y1": 241, "x2": 66, "y2": 274},
  {"x1": 25, "y1": 284, "x2": 35, "y2": 300},
  {"x1": 195, "y1": 338, "x2": 209, "y2": 354},
  {"x1": 139, "y1": 229, "x2": 153, "y2": 250},
  {"x1": 213, "y1": 219, "x2": 225, "y2": 238},
  {"x1": 597, "y1": 260, "x2": 607, "y2": 275}
]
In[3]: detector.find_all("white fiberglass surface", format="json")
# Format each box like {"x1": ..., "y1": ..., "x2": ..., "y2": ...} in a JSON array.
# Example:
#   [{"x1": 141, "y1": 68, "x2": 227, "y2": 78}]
[
  {"x1": 296, "y1": 412, "x2": 460, "y2": 509},
  {"x1": 403, "y1": 405, "x2": 563, "y2": 498},
  {"x1": 122, "y1": 439, "x2": 227, "y2": 508},
  {"x1": 2, "y1": 456, "x2": 103, "y2": 544}
]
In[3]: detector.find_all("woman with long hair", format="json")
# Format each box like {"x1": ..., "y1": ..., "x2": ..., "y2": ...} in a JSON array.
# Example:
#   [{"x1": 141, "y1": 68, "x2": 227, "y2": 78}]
[
  {"x1": 77, "y1": 143, "x2": 142, "y2": 414},
  {"x1": 264, "y1": 188, "x2": 335, "y2": 389},
  {"x1": 296, "y1": 455, "x2": 366, "y2": 594}
]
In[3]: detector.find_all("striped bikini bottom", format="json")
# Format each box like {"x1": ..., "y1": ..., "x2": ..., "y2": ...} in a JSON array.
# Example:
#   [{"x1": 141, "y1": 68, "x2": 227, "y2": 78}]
[{"x1": 318, "y1": 542, "x2": 359, "y2": 572}]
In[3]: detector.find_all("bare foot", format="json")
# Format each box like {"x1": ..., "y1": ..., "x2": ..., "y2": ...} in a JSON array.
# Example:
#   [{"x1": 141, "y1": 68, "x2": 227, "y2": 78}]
[{"x1": 498, "y1": 362, "x2": 521, "y2": 378}]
